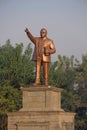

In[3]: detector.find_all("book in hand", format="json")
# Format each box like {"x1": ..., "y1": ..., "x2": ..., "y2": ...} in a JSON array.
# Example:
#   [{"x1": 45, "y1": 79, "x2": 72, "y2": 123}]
[{"x1": 44, "y1": 46, "x2": 50, "y2": 56}]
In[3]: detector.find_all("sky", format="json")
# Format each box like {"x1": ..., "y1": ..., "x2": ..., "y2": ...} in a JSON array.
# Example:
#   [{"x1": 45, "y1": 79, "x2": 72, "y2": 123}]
[{"x1": 0, "y1": 0, "x2": 87, "y2": 62}]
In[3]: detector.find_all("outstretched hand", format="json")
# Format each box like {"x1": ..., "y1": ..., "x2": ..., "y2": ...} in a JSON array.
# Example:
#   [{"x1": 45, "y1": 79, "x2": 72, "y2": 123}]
[{"x1": 25, "y1": 28, "x2": 29, "y2": 33}]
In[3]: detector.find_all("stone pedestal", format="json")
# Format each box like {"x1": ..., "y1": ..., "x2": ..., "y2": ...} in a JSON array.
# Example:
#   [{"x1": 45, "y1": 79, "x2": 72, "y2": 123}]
[{"x1": 7, "y1": 86, "x2": 75, "y2": 130}]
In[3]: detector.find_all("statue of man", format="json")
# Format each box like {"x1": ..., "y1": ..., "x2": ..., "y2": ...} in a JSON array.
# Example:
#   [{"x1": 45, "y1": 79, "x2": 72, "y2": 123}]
[{"x1": 25, "y1": 27, "x2": 56, "y2": 86}]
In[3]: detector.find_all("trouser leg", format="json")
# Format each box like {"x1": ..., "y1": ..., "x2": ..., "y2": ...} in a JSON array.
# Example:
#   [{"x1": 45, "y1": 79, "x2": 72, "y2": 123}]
[
  {"x1": 35, "y1": 59, "x2": 41, "y2": 84},
  {"x1": 43, "y1": 62, "x2": 49, "y2": 86}
]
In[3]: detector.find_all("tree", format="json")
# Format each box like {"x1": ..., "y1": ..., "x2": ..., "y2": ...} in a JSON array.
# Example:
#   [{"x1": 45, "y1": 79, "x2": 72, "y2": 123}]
[
  {"x1": 75, "y1": 54, "x2": 87, "y2": 107},
  {"x1": 0, "y1": 81, "x2": 22, "y2": 114},
  {"x1": 20, "y1": 43, "x2": 35, "y2": 86},
  {"x1": 49, "y1": 55, "x2": 77, "y2": 89},
  {"x1": 0, "y1": 40, "x2": 35, "y2": 88}
]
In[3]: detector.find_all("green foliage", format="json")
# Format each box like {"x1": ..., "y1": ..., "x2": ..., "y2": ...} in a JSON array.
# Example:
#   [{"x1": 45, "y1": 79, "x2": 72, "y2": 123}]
[
  {"x1": 21, "y1": 44, "x2": 35, "y2": 86},
  {"x1": 61, "y1": 90, "x2": 80, "y2": 111},
  {"x1": 75, "y1": 107, "x2": 87, "y2": 130},
  {"x1": 49, "y1": 55, "x2": 77, "y2": 89},
  {"x1": 0, "y1": 82, "x2": 22, "y2": 114},
  {"x1": 0, "y1": 40, "x2": 35, "y2": 87}
]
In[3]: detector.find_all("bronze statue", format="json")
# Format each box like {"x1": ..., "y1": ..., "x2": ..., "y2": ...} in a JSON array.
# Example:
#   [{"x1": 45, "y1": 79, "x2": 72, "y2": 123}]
[{"x1": 25, "y1": 27, "x2": 56, "y2": 86}]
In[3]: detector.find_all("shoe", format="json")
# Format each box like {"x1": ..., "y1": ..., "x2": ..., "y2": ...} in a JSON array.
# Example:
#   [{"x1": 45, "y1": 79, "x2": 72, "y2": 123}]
[
  {"x1": 45, "y1": 83, "x2": 48, "y2": 87},
  {"x1": 32, "y1": 83, "x2": 40, "y2": 86}
]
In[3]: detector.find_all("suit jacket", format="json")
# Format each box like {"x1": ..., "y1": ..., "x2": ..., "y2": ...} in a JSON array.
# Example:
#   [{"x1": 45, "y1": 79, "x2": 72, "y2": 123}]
[{"x1": 32, "y1": 37, "x2": 56, "y2": 62}]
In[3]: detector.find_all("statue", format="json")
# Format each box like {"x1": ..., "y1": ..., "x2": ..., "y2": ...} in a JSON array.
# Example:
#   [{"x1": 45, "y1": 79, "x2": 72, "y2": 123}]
[{"x1": 25, "y1": 27, "x2": 56, "y2": 86}]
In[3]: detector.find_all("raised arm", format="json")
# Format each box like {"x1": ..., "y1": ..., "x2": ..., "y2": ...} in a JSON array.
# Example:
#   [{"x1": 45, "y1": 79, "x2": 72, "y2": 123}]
[{"x1": 25, "y1": 28, "x2": 36, "y2": 44}]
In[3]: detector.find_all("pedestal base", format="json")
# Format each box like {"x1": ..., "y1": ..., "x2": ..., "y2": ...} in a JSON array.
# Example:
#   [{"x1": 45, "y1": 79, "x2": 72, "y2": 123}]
[
  {"x1": 20, "y1": 86, "x2": 63, "y2": 111},
  {"x1": 7, "y1": 86, "x2": 75, "y2": 130}
]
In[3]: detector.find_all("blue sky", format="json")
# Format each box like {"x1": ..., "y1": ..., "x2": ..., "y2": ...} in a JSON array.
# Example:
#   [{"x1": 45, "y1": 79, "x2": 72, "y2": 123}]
[{"x1": 0, "y1": 0, "x2": 87, "y2": 61}]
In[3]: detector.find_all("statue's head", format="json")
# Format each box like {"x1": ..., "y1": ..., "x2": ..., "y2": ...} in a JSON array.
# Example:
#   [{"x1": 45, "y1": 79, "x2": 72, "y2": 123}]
[{"x1": 40, "y1": 28, "x2": 47, "y2": 38}]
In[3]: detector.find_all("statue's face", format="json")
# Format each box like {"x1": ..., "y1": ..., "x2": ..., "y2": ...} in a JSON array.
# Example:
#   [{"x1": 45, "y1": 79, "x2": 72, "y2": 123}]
[{"x1": 40, "y1": 28, "x2": 47, "y2": 38}]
